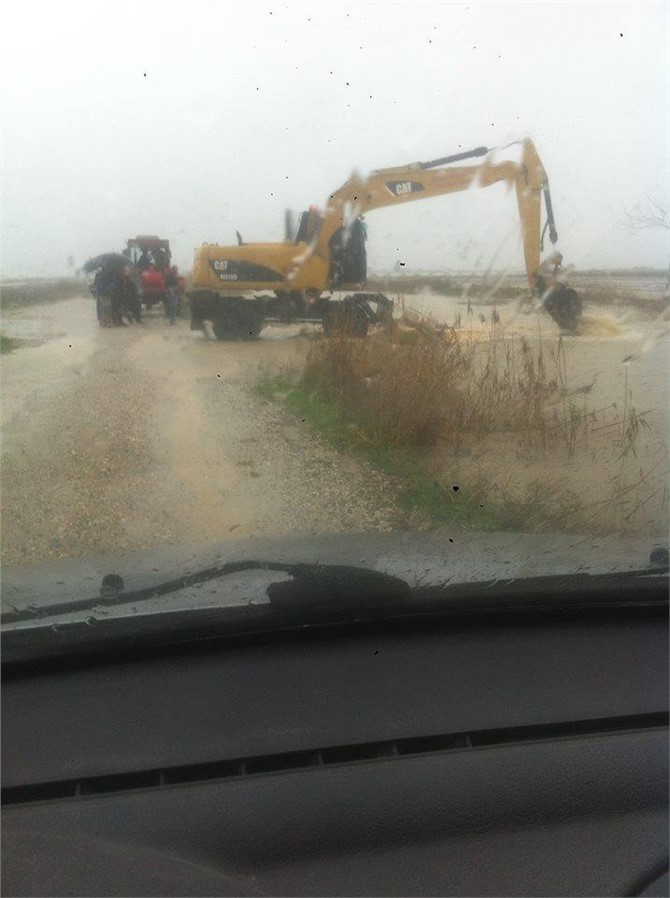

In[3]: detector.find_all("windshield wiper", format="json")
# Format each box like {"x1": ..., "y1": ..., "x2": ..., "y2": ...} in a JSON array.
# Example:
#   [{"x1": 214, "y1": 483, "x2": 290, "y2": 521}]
[
  {"x1": 3, "y1": 556, "x2": 669, "y2": 629},
  {"x1": 2, "y1": 563, "x2": 666, "y2": 670},
  {"x1": 3, "y1": 555, "x2": 667, "y2": 629},
  {"x1": 1, "y1": 562, "x2": 413, "y2": 626}
]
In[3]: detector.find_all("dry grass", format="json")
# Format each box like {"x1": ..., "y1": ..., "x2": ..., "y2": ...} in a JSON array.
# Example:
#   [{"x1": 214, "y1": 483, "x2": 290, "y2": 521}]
[
  {"x1": 579, "y1": 362, "x2": 666, "y2": 532},
  {"x1": 303, "y1": 322, "x2": 590, "y2": 458},
  {"x1": 291, "y1": 320, "x2": 667, "y2": 535},
  {"x1": 304, "y1": 326, "x2": 466, "y2": 449}
]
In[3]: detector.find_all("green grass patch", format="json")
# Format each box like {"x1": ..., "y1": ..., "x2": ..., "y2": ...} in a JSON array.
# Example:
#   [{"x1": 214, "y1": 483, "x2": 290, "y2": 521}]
[
  {"x1": 259, "y1": 374, "x2": 357, "y2": 450},
  {"x1": 363, "y1": 443, "x2": 506, "y2": 530},
  {"x1": 0, "y1": 335, "x2": 18, "y2": 354},
  {"x1": 259, "y1": 373, "x2": 506, "y2": 530}
]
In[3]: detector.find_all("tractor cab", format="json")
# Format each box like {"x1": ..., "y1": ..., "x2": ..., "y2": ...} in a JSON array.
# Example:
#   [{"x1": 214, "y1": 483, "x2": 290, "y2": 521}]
[
  {"x1": 125, "y1": 236, "x2": 184, "y2": 309},
  {"x1": 126, "y1": 236, "x2": 171, "y2": 273}
]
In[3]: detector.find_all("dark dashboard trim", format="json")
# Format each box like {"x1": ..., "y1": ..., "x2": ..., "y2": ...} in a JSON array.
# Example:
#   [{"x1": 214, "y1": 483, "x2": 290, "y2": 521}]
[{"x1": 4, "y1": 711, "x2": 667, "y2": 808}]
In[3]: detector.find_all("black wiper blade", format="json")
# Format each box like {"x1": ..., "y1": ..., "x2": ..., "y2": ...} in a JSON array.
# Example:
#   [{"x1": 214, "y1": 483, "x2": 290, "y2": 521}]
[
  {"x1": 0, "y1": 562, "x2": 412, "y2": 626},
  {"x1": 2, "y1": 567, "x2": 666, "y2": 670},
  {"x1": 3, "y1": 559, "x2": 668, "y2": 628}
]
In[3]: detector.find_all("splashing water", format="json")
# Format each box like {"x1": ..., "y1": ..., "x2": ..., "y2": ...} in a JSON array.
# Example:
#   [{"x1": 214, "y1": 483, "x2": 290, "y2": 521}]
[{"x1": 574, "y1": 315, "x2": 623, "y2": 338}]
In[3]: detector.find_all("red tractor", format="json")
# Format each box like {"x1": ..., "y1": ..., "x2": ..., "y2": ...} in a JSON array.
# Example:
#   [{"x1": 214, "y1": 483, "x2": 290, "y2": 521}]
[{"x1": 124, "y1": 236, "x2": 186, "y2": 313}]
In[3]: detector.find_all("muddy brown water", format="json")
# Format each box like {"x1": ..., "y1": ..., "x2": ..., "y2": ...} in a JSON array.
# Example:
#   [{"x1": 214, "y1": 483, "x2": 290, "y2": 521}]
[{"x1": 399, "y1": 288, "x2": 668, "y2": 534}]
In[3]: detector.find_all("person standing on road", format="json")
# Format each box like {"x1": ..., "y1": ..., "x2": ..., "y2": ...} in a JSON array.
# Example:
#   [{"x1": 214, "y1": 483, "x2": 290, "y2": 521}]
[
  {"x1": 121, "y1": 266, "x2": 144, "y2": 324},
  {"x1": 163, "y1": 266, "x2": 180, "y2": 325},
  {"x1": 92, "y1": 268, "x2": 111, "y2": 326},
  {"x1": 93, "y1": 263, "x2": 125, "y2": 326}
]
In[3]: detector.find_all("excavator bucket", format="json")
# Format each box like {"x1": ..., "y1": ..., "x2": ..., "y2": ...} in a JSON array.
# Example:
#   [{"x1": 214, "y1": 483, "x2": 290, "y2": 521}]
[{"x1": 542, "y1": 284, "x2": 583, "y2": 334}]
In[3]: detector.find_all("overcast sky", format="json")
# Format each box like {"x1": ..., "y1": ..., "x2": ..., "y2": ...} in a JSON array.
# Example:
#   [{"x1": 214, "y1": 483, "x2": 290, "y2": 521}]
[{"x1": 1, "y1": 0, "x2": 668, "y2": 278}]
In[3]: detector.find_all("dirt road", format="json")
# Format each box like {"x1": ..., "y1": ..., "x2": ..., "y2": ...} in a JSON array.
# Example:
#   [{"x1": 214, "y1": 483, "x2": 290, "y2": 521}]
[{"x1": 1, "y1": 298, "x2": 402, "y2": 566}]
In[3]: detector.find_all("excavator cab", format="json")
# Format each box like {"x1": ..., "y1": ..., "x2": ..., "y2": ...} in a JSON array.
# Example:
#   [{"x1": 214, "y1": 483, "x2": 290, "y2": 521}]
[
  {"x1": 328, "y1": 217, "x2": 367, "y2": 288},
  {"x1": 291, "y1": 209, "x2": 367, "y2": 289},
  {"x1": 293, "y1": 209, "x2": 322, "y2": 245}
]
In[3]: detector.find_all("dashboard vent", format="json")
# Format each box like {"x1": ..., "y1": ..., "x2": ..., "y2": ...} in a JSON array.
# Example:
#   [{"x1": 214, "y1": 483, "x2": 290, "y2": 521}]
[{"x1": 3, "y1": 711, "x2": 666, "y2": 807}]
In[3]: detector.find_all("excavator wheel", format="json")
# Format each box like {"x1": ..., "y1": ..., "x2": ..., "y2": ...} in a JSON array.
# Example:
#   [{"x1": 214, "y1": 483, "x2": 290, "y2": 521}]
[
  {"x1": 543, "y1": 285, "x2": 583, "y2": 334},
  {"x1": 212, "y1": 303, "x2": 265, "y2": 340},
  {"x1": 322, "y1": 301, "x2": 370, "y2": 338}
]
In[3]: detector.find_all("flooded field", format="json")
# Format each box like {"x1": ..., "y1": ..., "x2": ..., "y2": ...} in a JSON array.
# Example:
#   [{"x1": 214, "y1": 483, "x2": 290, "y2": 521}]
[{"x1": 382, "y1": 273, "x2": 669, "y2": 536}]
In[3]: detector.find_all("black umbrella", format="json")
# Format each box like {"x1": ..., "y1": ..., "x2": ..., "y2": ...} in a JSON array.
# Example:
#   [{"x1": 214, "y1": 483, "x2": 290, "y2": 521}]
[{"x1": 82, "y1": 253, "x2": 131, "y2": 273}]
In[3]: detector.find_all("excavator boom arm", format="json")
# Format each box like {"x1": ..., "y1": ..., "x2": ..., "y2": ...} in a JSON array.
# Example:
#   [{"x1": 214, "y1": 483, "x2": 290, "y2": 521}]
[{"x1": 310, "y1": 139, "x2": 555, "y2": 290}]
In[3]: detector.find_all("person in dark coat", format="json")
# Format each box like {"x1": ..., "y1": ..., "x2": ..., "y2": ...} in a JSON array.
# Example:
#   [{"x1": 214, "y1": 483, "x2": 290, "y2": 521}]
[
  {"x1": 137, "y1": 251, "x2": 151, "y2": 271},
  {"x1": 163, "y1": 266, "x2": 180, "y2": 325},
  {"x1": 121, "y1": 267, "x2": 144, "y2": 324},
  {"x1": 153, "y1": 248, "x2": 168, "y2": 271},
  {"x1": 93, "y1": 264, "x2": 125, "y2": 326}
]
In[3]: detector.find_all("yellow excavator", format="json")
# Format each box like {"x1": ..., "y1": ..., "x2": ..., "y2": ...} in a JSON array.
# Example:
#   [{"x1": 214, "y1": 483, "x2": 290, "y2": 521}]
[{"x1": 188, "y1": 139, "x2": 583, "y2": 339}]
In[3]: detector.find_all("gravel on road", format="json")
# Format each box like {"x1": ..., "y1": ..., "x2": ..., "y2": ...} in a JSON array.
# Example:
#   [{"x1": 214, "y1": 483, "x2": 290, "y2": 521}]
[{"x1": 1, "y1": 299, "x2": 405, "y2": 566}]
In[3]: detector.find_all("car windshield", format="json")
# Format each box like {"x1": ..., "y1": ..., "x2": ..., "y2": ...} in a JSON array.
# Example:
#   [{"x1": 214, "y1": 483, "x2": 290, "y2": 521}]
[{"x1": 1, "y1": 2, "x2": 668, "y2": 633}]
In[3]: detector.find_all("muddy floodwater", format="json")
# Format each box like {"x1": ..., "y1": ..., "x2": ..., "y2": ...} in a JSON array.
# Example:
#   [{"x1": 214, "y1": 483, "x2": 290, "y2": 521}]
[
  {"x1": 1, "y1": 275, "x2": 668, "y2": 568},
  {"x1": 401, "y1": 285, "x2": 668, "y2": 439},
  {"x1": 397, "y1": 280, "x2": 669, "y2": 535}
]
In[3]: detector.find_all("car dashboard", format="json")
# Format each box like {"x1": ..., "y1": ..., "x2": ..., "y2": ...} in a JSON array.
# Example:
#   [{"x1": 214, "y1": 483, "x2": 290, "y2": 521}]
[{"x1": 2, "y1": 582, "x2": 669, "y2": 896}]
